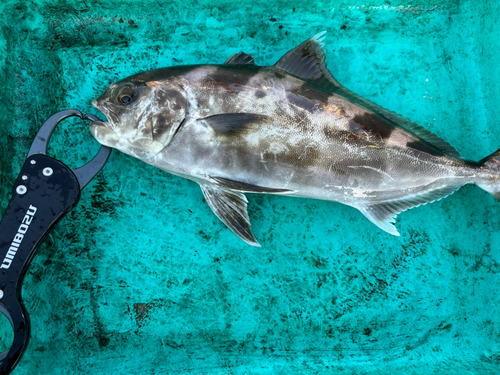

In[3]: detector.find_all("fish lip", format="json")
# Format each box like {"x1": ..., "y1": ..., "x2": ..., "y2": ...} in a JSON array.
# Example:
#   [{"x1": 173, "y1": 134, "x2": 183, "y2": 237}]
[
  {"x1": 90, "y1": 120, "x2": 112, "y2": 129},
  {"x1": 92, "y1": 100, "x2": 120, "y2": 129}
]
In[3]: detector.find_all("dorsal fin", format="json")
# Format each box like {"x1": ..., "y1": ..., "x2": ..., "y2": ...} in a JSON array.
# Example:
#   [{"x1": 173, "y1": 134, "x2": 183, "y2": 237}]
[
  {"x1": 331, "y1": 85, "x2": 463, "y2": 158},
  {"x1": 225, "y1": 52, "x2": 257, "y2": 66},
  {"x1": 274, "y1": 31, "x2": 341, "y2": 92},
  {"x1": 275, "y1": 32, "x2": 462, "y2": 158}
]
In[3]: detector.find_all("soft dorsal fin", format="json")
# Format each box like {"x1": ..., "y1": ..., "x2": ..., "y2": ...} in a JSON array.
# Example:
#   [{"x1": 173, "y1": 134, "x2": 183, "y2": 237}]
[
  {"x1": 225, "y1": 52, "x2": 257, "y2": 66},
  {"x1": 275, "y1": 32, "x2": 461, "y2": 158},
  {"x1": 274, "y1": 31, "x2": 341, "y2": 92},
  {"x1": 330, "y1": 85, "x2": 463, "y2": 158},
  {"x1": 360, "y1": 185, "x2": 462, "y2": 236}
]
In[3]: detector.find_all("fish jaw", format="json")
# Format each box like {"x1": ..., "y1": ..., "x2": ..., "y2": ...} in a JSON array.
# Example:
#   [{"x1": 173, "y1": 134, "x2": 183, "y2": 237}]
[
  {"x1": 89, "y1": 121, "x2": 116, "y2": 148},
  {"x1": 90, "y1": 96, "x2": 158, "y2": 159},
  {"x1": 89, "y1": 120, "x2": 164, "y2": 160}
]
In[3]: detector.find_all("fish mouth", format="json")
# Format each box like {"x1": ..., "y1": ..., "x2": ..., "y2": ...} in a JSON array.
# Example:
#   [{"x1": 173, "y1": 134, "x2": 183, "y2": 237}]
[
  {"x1": 91, "y1": 100, "x2": 120, "y2": 129},
  {"x1": 89, "y1": 119, "x2": 118, "y2": 149},
  {"x1": 90, "y1": 120, "x2": 113, "y2": 130}
]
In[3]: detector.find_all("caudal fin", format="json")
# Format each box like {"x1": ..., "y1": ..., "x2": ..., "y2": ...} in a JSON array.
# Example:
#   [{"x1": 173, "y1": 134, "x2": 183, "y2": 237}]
[{"x1": 477, "y1": 147, "x2": 500, "y2": 200}]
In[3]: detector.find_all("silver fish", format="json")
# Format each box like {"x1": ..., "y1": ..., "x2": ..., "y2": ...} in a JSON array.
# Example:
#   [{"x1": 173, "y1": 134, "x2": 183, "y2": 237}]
[{"x1": 90, "y1": 32, "x2": 500, "y2": 246}]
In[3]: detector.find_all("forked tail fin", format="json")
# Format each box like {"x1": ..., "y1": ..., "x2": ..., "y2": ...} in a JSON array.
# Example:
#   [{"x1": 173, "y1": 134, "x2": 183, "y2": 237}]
[{"x1": 477, "y1": 147, "x2": 500, "y2": 200}]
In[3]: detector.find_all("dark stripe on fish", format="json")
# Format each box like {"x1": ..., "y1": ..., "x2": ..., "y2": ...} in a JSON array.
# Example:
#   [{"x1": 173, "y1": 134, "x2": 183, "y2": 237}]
[
  {"x1": 286, "y1": 92, "x2": 318, "y2": 113},
  {"x1": 351, "y1": 112, "x2": 395, "y2": 139},
  {"x1": 255, "y1": 90, "x2": 267, "y2": 98}
]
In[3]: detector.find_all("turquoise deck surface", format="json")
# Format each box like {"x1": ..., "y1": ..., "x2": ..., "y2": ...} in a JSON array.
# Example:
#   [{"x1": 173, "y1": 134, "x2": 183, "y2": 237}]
[{"x1": 0, "y1": 0, "x2": 499, "y2": 373}]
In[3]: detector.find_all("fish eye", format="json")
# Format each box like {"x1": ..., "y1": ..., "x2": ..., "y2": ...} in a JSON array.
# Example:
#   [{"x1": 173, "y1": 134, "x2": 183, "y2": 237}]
[
  {"x1": 116, "y1": 85, "x2": 137, "y2": 105},
  {"x1": 119, "y1": 94, "x2": 132, "y2": 104}
]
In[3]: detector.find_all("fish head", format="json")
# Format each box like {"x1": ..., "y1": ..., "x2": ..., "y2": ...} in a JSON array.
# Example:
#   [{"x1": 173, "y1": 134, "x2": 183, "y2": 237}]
[{"x1": 90, "y1": 78, "x2": 188, "y2": 160}]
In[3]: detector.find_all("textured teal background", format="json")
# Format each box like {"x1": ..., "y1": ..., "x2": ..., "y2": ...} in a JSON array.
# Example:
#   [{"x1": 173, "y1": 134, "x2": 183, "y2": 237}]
[{"x1": 1, "y1": 0, "x2": 500, "y2": 374}]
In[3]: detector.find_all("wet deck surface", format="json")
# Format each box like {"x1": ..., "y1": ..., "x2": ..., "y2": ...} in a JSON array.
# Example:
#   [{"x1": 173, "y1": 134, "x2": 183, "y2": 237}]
[{"x1": 0, "y1": 0, "x2": 499, "y2": 373}]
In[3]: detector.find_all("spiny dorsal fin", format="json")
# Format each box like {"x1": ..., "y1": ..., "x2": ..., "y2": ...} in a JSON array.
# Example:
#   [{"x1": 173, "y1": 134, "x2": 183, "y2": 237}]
[
  {"x1": 200, "y1": 183, "x2": 260, "y2": 247},
  {"x1": 360, "y1": 185, "x2": 462, "y2": 236},
  {"x1": 274, "y1": 31, "x2": 341, "y2": 92},
  {"x1": 225, "y1": 52, "x2": 257, "y2": 66}
]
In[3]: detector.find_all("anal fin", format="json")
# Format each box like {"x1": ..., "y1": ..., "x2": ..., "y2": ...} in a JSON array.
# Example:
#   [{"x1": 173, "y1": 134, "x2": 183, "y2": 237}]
[
  {"x1": 200, "y1": 183, "x2": 260, "y2": 247},
  {"x1": 360, "y1": 185, "x2": 462, "y2": 236}
]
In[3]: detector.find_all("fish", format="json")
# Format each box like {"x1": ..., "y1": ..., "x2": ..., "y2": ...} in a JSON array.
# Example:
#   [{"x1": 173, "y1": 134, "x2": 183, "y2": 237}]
[{"x1": 89, "y1": 32, "x2": 500, "y2": 246}]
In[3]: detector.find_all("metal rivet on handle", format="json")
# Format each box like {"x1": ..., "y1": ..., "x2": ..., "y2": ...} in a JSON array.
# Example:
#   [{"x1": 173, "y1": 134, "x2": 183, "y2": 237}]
[
  {"x1": 16, "y1": 185, "x2": 27, "y2": 195},
  {"x1": 43, "y1": 167, "x2": 53, "y2": 176},
  {"x1": 30, "y1": 160, "x2": 36, "y2": 165},
  {"x1": 22, "y1": 175, "x2": 28, "y2": 180},
  {"x1": 0, "y1": 290, "x2": 3, "y2": 299}
]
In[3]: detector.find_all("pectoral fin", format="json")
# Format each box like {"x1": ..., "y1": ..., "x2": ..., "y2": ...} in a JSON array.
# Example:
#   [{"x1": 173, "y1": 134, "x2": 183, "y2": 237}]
[
  {"x1": 199, "y1": 113, "x2": 271, "y2": 137},
  {"x1": 200, "y1": 183, "x2": 260, "y2": 247},
  {"x1": 211, "y1": 176, "x2": 294, "y2": 194}
]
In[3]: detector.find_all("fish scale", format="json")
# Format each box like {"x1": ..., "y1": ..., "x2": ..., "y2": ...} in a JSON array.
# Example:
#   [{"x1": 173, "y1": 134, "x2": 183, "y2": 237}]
[{"x1": 90, "y1": 32, "x2": 500, "y2": 246}]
